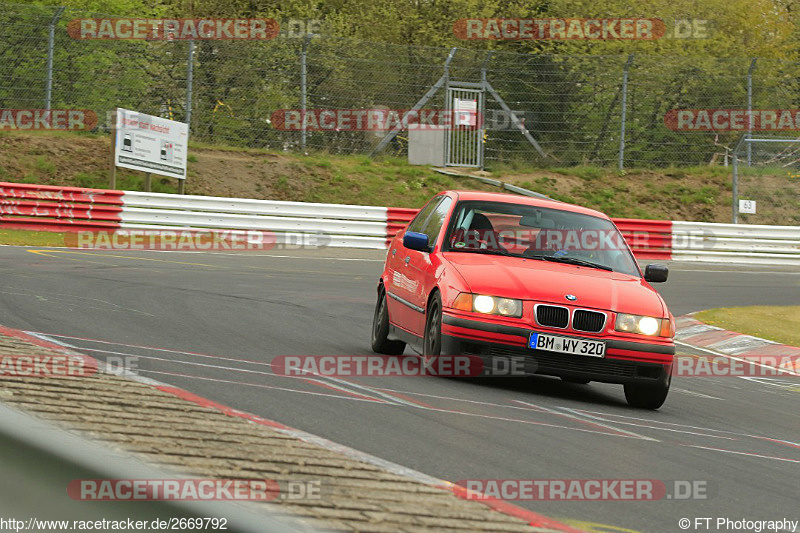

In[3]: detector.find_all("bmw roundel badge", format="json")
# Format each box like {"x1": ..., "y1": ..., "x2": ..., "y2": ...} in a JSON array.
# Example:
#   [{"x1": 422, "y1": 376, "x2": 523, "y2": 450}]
[{"x1": 565, "y1": 294, "x2": 577, "y2": 301}]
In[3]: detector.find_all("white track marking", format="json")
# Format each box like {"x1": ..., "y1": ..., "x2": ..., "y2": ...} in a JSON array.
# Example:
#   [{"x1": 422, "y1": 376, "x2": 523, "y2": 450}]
[
  {"x1": 29, "y1": 333, "x2": 393, "y2": 403},
  {"x1": 680, "y1": 444, "x2": 800, "y2": 464},
  {"x1": 31, "y1": 333, "x2": 436, "y2": 406},
  {"x1": 512, "y1": 400, "x2": 656, "y2": 441},
  {"x1": 671, "y1": 387, "x2": 722, "y2": 400},
  {"x1": 299, "y1": 375, "x2": 425, "y2": 409},
  {"x1": 295, "y1": 377, "x2": 393, "y2": 403},
  {"x1": 28, "y1": 333, "x2": 796, "y2": 449},
  {"x1": 565, "y1": 408, "x2": 800, "y2": 450},
  {"x1": 28, "y1": 332, "x2": 275, "y2": 363},
  {"x1": 739, "y1": 376, "x2": 800, "y2": 390},
  {"x1": 137, "y1": 366, "x2": 647, "y2": 438},
  {"x1": 126, "y1": 368, "x2": 384, "y2": 402},
  {"x1": 558, "y1": 408, "x2": 739, "y2": 440}
]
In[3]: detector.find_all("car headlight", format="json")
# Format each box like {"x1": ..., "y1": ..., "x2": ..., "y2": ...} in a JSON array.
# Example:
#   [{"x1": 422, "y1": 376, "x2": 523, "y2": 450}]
[
  {"x1": 615, "y1": 313, "x2": 664, "y2": 336},
  {"x1": 453, "y1": 293, "x2": 523, "y2": 318}
]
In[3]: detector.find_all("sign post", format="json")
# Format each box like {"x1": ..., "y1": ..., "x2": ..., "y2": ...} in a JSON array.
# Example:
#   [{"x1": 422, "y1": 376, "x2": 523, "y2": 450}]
[{"x1": 109, "y1": 107, "x2": 117, "y2": 189}]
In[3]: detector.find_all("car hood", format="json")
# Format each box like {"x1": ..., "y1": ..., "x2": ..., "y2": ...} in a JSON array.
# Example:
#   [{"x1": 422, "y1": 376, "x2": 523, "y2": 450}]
[{"x1": 443, "y1": 252, "x2": 666, "y2": 317}]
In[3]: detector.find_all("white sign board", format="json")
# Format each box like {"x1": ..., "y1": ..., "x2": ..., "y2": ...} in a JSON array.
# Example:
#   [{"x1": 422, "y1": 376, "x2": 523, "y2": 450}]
[
  {"x1": 454, "y1": 98, "x2": 478, "y2": 127},
  {"x1": 739, "y1": 199, "x2": 756, "y2": 214},
  {"x1": 115, "y1": 108, "x2": 189, "y2": 179}
]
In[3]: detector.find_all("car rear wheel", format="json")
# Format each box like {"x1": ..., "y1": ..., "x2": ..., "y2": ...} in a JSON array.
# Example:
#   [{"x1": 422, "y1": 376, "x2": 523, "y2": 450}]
[
  {"x1": 423, "y1": 292, "x2": 442, "y2": 360},
  {"x1": 624, "y1": 375, "x2": 670, "y2": 410},
  {"x1": 371, "y1": 286, "x2": 406, "y2": 355}
]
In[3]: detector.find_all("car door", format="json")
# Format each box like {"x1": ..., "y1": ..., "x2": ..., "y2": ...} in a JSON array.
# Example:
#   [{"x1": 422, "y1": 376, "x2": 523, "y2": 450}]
[
  {"x1": 404, "y1": 196, "x2": 453, "y2": 336},
  {"x1": 385, "y1": 196, "x2": 443, "y2": 333}
]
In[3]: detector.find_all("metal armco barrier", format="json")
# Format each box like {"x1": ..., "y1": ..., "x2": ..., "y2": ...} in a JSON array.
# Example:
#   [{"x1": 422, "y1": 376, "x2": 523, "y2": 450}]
[
  {"x1": 0, "y1": 182, "x2": 123, "y2": 232},
  {"x1": 672, "y1": 221, "x2": 800, "y2": 265},
  {"x1": 121, "y1": 191, "x2": 390, "y2": 249},
  {"x1": 3, "y1": 182, "x2": 799, "y2": 264}
]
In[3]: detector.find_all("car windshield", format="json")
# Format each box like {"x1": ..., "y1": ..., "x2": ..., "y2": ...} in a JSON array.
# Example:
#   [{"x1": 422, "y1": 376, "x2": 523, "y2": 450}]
[{"x1": 443, "y1": 200, "x2": 640, "y2": 277}]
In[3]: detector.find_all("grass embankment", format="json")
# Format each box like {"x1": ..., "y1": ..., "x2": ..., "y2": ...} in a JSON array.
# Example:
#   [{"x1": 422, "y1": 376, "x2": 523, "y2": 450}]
[
  {"x1": 694, "y1": 306, "x2": 800, "y2": 347},
  {"x1": 1, "y1": 129, "x2": 798, "y2": 223}
]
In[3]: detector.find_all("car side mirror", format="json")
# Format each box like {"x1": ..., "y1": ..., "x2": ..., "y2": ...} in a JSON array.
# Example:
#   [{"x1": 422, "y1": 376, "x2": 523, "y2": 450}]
[
  {"x1": 403, "y1": 231, "x2": 430, "y2": 252},
  {"x1": 644, "y1": 264, "x2": 668, "y2": 283}
]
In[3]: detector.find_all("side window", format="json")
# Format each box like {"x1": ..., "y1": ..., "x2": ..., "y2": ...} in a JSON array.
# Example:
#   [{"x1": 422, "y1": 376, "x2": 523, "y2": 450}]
[
  {"x1": 406, "y1": 196, "x2": 443, "y2": 234},
  {"x1": 421, "y1": 197, "x2": 453, "y2": 247}
]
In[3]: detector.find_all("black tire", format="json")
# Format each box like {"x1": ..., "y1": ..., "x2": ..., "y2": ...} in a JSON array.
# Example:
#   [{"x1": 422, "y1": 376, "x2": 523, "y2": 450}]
[
  {"x1": 561, "y1": 377, "x2": 591, "y2": 385},
  {"x1": 371, "y1": 286, "x2": 406, "y2": 355},
  {"x1": 423, "y1": 291, "x2": 443, "y2": 360},
  {"x1": 624, "y1": 376, "x2": 670, "y2": 410}
]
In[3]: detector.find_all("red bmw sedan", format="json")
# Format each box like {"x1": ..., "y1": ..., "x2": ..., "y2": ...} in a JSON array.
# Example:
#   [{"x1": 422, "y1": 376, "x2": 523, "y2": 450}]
[{"x1": 371, "y1": 190, "x2": 675, "y2": 409}]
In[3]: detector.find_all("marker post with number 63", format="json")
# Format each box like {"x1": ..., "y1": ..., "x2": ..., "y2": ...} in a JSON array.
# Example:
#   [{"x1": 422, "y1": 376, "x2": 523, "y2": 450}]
[{"x1": 738, "y1": 199, "x2": 756, "y2": 214}]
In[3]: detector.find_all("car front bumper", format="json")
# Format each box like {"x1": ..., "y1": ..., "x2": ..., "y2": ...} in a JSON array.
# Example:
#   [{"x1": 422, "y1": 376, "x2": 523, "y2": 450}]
[{"x1": 441, "y1": 313, "x2": 674, "y2": 386}]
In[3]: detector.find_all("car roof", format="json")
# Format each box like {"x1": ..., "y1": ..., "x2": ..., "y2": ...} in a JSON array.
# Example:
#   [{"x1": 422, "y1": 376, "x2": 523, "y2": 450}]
[{"x1": 440, "y1": 190, "x2": 611, "y2": 220}]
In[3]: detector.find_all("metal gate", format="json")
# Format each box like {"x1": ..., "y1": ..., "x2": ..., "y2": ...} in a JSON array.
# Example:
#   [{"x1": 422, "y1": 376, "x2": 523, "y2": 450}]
[{"x1": 445, "y1": 87, "x2": 484, "y2": 168}]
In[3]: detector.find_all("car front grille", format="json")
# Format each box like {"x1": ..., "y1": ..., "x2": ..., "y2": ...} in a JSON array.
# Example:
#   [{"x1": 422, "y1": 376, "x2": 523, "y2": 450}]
[
  {"x1": 536, "y1": 305, "x2": 569, "y2": 328},
  {"x1": 572, "y1": 310, "x2": 606, "y2": 332}
]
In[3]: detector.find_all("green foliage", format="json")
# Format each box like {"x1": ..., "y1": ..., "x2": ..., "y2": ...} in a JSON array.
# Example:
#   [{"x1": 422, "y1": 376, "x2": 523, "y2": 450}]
[{"x1": 3, "y1": 0, "x2": 800, "y2": 173}]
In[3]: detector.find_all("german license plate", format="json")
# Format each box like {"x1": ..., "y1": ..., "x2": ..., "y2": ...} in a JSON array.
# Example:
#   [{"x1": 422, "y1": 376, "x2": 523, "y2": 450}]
[{"x1": 529, "y1": 332, "x2": 605, "y2": 358}]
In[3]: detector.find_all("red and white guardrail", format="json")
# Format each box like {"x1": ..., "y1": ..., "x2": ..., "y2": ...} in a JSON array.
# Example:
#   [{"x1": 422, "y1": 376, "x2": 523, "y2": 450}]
[
  {"x1": 2, "y1": 181, "x2": 798, "y2": 264},
  {"x1": 0, "y1": 182, "x2": 123, "y2": 232}
]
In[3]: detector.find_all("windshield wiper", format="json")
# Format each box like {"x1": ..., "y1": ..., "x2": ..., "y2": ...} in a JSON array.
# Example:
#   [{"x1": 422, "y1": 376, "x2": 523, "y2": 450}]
[
  {"x1": 526, "y1": 254, "x2": 613, "y2": 271},
  {"x1": 450, "y1": 247, "x2": 516, "y2": 257}
]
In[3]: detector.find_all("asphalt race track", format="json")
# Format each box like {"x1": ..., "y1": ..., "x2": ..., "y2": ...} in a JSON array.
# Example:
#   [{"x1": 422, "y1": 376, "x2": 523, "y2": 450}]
[{"x1": 1, "y1": 245, "x2": 798, "y2": 532}]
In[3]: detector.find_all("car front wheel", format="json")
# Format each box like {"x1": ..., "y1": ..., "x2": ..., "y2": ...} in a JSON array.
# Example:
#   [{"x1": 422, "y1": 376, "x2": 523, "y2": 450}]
[
  {"x1": 423, "y1": 292, "x2": 442, "y2": 359},
  {"x1": 371, "y1": 286, "x2": 406, "y2": 355},
  {"x1": 624, "y1": 375, "x2": 670, "y2": 410}
]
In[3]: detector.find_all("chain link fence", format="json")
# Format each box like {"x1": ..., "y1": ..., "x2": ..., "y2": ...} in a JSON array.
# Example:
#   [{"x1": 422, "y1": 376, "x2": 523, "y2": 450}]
[
  {"x1": 732, "y1": 136, "x2": 800, "y2": 225},
  {"x1": 3, "y1": 2, "x2": 800, "y2": 171}
]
